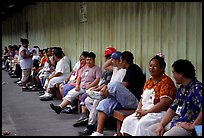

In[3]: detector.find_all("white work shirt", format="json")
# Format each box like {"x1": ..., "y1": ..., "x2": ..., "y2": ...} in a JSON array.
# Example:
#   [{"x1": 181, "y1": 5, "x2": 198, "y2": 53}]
[
  {"x1": 19, "y1": 46, "x2": 32, "y2": 69},
  {"x1": 55, "y1": 57, "x2": 70, "y2": 77}
]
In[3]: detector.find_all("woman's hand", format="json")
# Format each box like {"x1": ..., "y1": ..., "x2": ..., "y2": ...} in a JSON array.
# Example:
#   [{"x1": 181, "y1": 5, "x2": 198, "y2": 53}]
[
  {"x1": 177, "y1": 122, "x2": 194, "y2": 131},
  {"x1": 155, "y1": 124, "x2": 165, "y2": 136},
  {"x1": 135, "y1": 109, "x2": 148, "y2": 118}
]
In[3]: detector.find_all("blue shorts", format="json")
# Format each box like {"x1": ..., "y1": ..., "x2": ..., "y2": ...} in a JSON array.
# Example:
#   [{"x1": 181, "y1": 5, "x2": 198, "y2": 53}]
[
  {"x1": 96, "y1": 97, "x2": 122, "y2": 117},
  {"x1": 62, "y1": 83, "x2": 75, "y2": 97}
]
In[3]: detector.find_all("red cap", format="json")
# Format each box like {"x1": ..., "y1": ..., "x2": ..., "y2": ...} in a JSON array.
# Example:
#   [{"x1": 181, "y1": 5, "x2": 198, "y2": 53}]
[{"x1": 104, "y1": 47, "x2": 116, "y2": 57}]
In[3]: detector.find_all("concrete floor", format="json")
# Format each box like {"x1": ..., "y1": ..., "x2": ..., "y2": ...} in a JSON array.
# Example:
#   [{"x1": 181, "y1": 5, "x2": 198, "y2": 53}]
[{"x1": 2, "y1": 70, "x2": 116, "y2": 136}]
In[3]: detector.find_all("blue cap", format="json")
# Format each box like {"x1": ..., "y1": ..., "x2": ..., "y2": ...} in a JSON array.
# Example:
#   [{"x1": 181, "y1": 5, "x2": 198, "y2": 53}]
[{"x1": 111, "y1": 51, "x2": 121, "y2": 60}]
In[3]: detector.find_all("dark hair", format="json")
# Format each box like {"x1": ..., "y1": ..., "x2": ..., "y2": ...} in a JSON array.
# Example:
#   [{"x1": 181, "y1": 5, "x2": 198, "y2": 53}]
[
  {"x1": 172, "y1": 59, "x2": 196, "y2": 79},
  {"x1": 105, "y1": 54, "x2": 112, "y2": 59},
  {"x1": 39, "y1": 50, "x2": 44, "y2": 53},
  {"x1": 150, "y1": 55, "x2": 166, "y2": 72},
  {"x1": 13, "y1": 45, "x2": 19, "y2": 51},
  {"x1": 80, "y1": 51, "x2": 89, "y2": 57},
  {"x1": 53, "y1": 47, "x2": 63, "y2": 58},
  {"x1": 87, "y1": 52, "x2": 96, "y2": 60},
  {"x1": 33, "y1": 45, "x2": 40, "y2": 50},
  {"x1": 121, "y1": 51, "x2": 134, "y2": 64},
  {"x1": 56, "y1": 47, "x2": 62, "y2": 51},
  {"x1": 20, "y1": 38, "x2": 29, "y2": 44}
]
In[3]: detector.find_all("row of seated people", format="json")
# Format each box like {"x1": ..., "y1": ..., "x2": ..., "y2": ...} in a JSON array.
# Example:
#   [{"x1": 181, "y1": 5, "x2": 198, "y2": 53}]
[
  {"x1": 45, "y1": 47, "x2": 202, "y2": 136},
  {"x1": 2, "y1": 44, "x2": 46, "y2": 85},
  {"x1": 2, "y1": 43, "x2": 71, "y2": 93},
  {"x1": 2, "y1": 44, "x2": 23, "y2": 79},
  {"x1": 3, "y1": 43, "x2": 202, "y2": 136}
]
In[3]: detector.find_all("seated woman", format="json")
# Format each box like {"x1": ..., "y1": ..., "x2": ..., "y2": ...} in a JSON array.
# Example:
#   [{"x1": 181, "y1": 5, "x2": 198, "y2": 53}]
[
  {"x1": 120, "y1": 52, "x2": 177, "y2": 136},
  {"x1": 74, "y1": 48, "x2": 117, "y2": 131},
  {"x1": 58, "y1": 51, "x2": 88, "y2": 98},
  {"x1": 49, "y1": 52, "x2": 102, "y2": 114},
  {"x1": 56, "y1": 51, "x2": 88, "y2": 112}
]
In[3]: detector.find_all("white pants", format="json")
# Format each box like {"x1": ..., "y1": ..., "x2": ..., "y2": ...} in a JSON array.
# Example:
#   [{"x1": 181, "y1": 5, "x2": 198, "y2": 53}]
[
  {"x1": 85, "y1": 96, "x2": 100, "y2": 125},
  {"x1": 63, "y1": 88, "x2": 86, "y2": 102},
  {"x1": 47, "y1": 75, "x2": 67, "y2": 89}
]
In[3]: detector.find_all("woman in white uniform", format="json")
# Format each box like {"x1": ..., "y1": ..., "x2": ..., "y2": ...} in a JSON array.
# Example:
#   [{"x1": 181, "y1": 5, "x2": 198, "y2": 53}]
[{"x1": 120, "y1": 53, "x2": 177, "y2": 136}]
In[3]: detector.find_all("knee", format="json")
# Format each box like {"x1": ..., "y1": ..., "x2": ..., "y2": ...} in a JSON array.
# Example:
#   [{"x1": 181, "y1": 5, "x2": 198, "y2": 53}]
[{"x1": 108, "y1": 81, "x2": 120, "y2": 88}]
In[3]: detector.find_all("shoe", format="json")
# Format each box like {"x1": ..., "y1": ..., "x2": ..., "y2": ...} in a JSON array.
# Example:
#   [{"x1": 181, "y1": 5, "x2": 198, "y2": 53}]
[
  {"x1": 17, "y1": 81, "x2": 23, "y2": 86},
  {"x1": 22, "y1": 87, "x2": 30, "y2": 92},
  {"x1": 73, "y1": 117, "x2": 88, "y2": 127},
  {"x1": 39, "y1": 93, "x2": 53, "y2": 101},
  {"x1": 28, "y1": 85, "x2": 35, "y2": 90},
  {"x1": 86, "y1": 89, "x2": 102, "y2": 100},
  {"x1": 38, "y1": 91, "x2": 45, "y2": 96},
  {"x1": 18, "y1": 83, "x2": 23, "y2": 86},
  {"x1": 2, "y1": 65, "x2": 5, "y2": 70},
  {"x1": 31, "y1": 86, "x2": 42, "y2": 91},
  {"x1": 14, "y1": 79, "x2": 20, "y2": 83},
  {"x1": 40, "y1": 96, "x2": 53, "y2": 101},
  {"x1": 77, "y1": 114, "x2": 87, "y2": 122},
  {"x1": 27, "y1": 81, "x2": 34, "y2": 86},
  {"x1": 17, "y1": 80, "x2": 22, "y2": 84},
  {"x1": 39, "y1": 92, "x2": 51, "y2": 98},
  {"x1": 61, "y1": 106, "x2": 71, "y2": 113},
  {"x1": 90, "y1": 132, "x2": 104, "y2": 136},
  {"x1": 79, "y1": 125, "x2": 95, "y2": 136},
  {"x1": 50, "y1": 103, "x2": 62, "y2": 114},
  {"x1": 10, "y1": 74, "x2": 18, "y2": 78},
  {"x1": 8, "y1": 72, "x2": 14, "y2": 75},
  {"x1": 61, "y1": 105, "x2": 77, "y2": 114},
  {"x1": 113, "y1": 132, "x2": 122, "y2": 136}
]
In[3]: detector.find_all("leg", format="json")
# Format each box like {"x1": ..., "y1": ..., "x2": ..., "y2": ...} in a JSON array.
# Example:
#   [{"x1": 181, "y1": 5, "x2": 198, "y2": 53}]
[
  {"x1": 93, "y1": 98, "x2": 119, "y2": 134},
  {"x1": 116, "y1": 120, "x2": 123, "y2": 136},
  {"x1": 59, "y1": 84, "x2": 63, "y2": 97},
  {"x1": 79, "y1": 98, "x2": 100, "y2": 136},
  {"x1": 163, "y1": 126, "x2": 192, "y2": 136},
  {"x1": 35, "y1": 75, "x2": 42, "y2": 88},
  {"x1": 96, "y1": 111, "x2": 107, "y2": 134},
  {"x1": 50, "y1": 98, "x2": 69, "y2": 114},
  {"x1": 86, "y1": 98, "x2": 100, "y2": 125},
  {"x1": 21, "y1": 69, "x2": 31, "y2": 90},
  {"x1": 120, "y1": 113, "x2": 139, "y2": 136},
  {"x1": 78, "y1": 93, "x2": 88, "y2": 119},
  {"x1": 60, "y1": 87, "x2": 85, "y2": 108},
  {"x1": 108, "y1": 81, "x2": 138, "y2": 109},
  {"x1": 134, "y1": 113, "x2": 164, "y2": 136},
  {"x1": 59, "y1": 99, "x2": 70, "y2": 109},
  {"x1": 72, "y1": 105, "x2": 88, "y2": 127},
  {"x1": 145, "y1": 123, "x2": 160, "y2": 136}
]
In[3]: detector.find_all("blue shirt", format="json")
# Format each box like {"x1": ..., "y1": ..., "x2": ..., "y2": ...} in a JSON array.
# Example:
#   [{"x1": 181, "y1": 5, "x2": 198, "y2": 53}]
[{"x1": 169, "y1": 78, "x2": 202, "y2": 128}]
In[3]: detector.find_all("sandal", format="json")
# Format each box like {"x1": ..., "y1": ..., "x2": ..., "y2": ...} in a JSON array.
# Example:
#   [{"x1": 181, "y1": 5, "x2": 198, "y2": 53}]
[{"x1": 113, "y1": 132, "x2": 122, "y2": 136}]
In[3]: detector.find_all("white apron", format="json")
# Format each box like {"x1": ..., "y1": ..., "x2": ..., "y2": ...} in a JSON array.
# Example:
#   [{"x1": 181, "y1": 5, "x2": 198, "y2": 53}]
[{"x1": 120, "y1": 88, "x2": 166, "y2": 136}]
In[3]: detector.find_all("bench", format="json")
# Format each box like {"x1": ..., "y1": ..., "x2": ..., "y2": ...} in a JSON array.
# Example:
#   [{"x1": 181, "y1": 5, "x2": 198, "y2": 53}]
[{"x1": 112, "y1": 109, "x2": 135, "y2": 135}]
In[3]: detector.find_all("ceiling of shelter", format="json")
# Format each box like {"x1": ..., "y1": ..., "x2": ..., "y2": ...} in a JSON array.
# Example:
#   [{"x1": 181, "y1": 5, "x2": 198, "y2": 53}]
[{"x1": 1, "y1": 1, "x2": 36, "y2": 21}]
